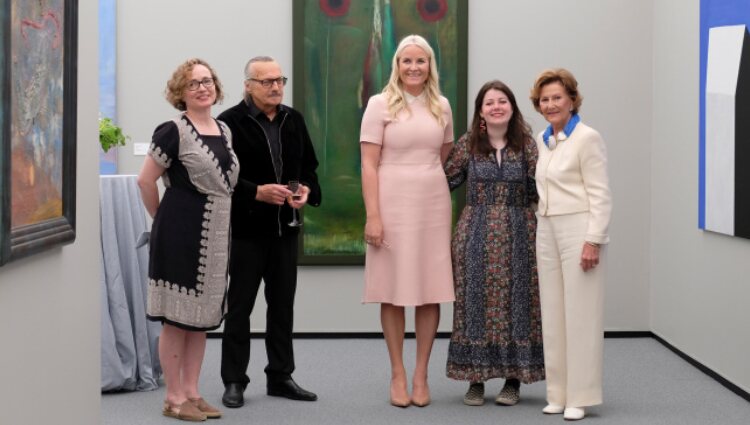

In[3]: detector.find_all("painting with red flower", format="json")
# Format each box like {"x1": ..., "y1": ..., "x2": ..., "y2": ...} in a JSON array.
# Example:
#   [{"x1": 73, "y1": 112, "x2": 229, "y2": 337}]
[
  {"x1": 417, "y1": 0, "x2": 448, "y2": 22},
  {"x1": 319, "y1": 0, "x2": 352, "y2": 17},
  {"x1": 293, "y1": 0, "x2": 467, "y2": 264}
]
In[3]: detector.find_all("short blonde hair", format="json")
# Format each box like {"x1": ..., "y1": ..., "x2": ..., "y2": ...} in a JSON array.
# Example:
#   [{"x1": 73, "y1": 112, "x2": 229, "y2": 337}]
[
  {"x1": 529, "y1": 68, "x2": 583, "y2": 114},
  {"x1": 382, "y1": 35, "x2": 445, "y2": 126},
  {"x1": 164, "y1": 58, "x2": 224, "y2": 111}
]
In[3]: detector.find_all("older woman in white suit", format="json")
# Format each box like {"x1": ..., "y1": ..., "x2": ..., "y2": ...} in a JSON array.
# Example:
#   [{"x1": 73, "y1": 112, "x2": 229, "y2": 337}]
[{"x1": 529, "y1": 68, "x2": 612, "y2": 421}]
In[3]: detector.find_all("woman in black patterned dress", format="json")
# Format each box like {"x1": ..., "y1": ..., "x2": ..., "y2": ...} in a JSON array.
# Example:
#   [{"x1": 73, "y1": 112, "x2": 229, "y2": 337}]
[
  {"x1": 138, "y1": 58, "x2": 238, "y2": 421},
  {"x1": 444, "y1": 80, "x2": 544, "y2": 406}
]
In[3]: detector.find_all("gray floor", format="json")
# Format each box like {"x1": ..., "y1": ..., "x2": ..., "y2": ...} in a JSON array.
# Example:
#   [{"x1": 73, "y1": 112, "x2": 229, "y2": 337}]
[{"x1": 101, "y1": 338, "x2": 750, "y2": 424}]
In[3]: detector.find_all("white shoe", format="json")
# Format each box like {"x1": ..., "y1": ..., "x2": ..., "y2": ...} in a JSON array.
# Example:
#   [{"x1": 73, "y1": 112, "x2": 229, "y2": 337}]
[
  {"x1": 542, "y1": 404, "x2": 564, "y2": 414},
  {"x1": 564, "y1": 407, "x2": 585, "y2": 421}
]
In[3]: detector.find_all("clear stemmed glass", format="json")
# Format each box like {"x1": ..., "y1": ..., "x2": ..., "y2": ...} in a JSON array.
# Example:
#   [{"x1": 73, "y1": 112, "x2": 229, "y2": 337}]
[{"x1": 287, "y1": 180, "x2": 303, "y2": 227}]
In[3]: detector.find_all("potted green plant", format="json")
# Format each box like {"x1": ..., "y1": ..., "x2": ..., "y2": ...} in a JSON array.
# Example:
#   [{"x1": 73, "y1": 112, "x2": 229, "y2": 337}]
[{"x1": 99, "y1": 117, "x2": 129, "y2": 152}]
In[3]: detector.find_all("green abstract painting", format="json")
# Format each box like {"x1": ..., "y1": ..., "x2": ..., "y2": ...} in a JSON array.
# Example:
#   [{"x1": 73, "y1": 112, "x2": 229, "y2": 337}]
[{"x1": 293, "y1": 0, "x2": 467, "y2": 264}]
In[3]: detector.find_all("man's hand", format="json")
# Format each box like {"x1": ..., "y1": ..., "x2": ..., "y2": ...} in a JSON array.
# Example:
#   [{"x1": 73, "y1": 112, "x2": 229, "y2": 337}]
[
  {"x1": 256, "y1": 184, "x2": 293, "y2": 205},
  {"x1": 288, "y1": 184, "x2": 310, "y2": 209}
]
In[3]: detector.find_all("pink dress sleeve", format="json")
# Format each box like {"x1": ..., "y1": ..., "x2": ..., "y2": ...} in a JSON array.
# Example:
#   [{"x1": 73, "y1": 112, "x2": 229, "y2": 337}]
[{"x1": 360, "y1": 94, "x2": 386, "y2": 145}]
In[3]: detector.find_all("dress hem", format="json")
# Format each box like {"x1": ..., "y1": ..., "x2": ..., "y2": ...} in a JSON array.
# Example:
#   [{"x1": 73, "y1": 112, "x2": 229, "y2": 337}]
[
  {"x1": 446, "y1": 367, "x2": 546, "y2": 385},
  {"x1": 147, "y1": 314, "x2": 223, "y2": 332},
  {"x1": 361, "y1": 298, "x2": 455, "y2": 307}
]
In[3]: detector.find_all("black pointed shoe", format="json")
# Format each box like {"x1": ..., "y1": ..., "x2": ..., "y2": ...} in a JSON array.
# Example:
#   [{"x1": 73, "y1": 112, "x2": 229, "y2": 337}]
[
  {"x1": 267, "y1": 378, "x2": 318, "y2": 401},
  {"x1": 222, "y1": 383, "x2": 245, "y2": 408}
]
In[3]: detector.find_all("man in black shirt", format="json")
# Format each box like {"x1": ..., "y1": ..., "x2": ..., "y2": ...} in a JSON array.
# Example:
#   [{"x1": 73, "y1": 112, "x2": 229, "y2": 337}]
[{"x1": 218, "y1": 56, "x2": 321, "y2": 408}]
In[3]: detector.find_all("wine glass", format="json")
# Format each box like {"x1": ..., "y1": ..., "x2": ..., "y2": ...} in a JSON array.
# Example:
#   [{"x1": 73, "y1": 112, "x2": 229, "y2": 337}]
[{"x1": 287, "y1": 180, "x2": 303, "y2": 227}]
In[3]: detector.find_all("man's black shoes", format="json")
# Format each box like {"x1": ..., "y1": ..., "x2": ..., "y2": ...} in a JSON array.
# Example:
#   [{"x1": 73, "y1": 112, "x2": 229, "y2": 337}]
[
  {"x1": 267, "y1": 378, "x2": 318, "y2": 401},
  {"x1": 222, "y1": 383, "x2": 245, "y2": 408}
]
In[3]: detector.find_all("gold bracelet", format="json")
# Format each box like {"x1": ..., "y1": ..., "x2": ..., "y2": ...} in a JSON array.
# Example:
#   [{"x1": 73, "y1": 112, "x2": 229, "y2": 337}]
[{"x1": 585, "y1": 241, "x2": 600, "y2": 248}]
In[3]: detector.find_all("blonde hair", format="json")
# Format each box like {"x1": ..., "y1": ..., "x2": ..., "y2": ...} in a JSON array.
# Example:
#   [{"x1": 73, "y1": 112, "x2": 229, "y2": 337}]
[{"x1": 382, "y1": 35, "x2": 445, "y2": 126}]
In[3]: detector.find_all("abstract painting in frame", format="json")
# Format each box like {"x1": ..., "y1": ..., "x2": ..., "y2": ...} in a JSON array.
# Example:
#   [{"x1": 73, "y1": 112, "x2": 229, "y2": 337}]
[
  {"x1": 0, "y1": 0, "x2": 77, "y2": 266},
  {"x1": 98, "y1": 0, "x2": 116, "y2": 174},
  {"x1": 293, "y1": 0, "x2": 467, "y2": 264},
  {"x1": 699, "y1": 0, "x2": 750, "y2": 239}
]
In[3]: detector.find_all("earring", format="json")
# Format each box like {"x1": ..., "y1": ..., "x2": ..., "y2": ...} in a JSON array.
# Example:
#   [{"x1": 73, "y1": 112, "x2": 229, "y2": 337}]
[{"x1": 479, "y1": 118, "x2": 487, "y2": 134}]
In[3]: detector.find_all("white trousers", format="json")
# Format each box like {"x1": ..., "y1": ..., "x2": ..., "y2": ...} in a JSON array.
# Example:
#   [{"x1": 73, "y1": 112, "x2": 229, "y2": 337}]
[{"x1": 536, "y1": 212, "x2": 605, "y2": 407}]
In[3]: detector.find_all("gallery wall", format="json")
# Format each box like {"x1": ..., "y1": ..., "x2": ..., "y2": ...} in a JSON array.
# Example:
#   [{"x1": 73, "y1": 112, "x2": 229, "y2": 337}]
[
  {"x1": 0, "y1": 2, "x2": 746, "y2": 423},
  {"x1": 465, "y1": 0, "x2": 654, "y2": 332},
  {"x1": 651, "y1": 0, "x2": 750, "y2": 393},
  {"x1": 115, "y1": 0, "x2": 653, "y2": 333},
  {"x1": 0, "y1": 0, "x2": 101, "y2": 423}
]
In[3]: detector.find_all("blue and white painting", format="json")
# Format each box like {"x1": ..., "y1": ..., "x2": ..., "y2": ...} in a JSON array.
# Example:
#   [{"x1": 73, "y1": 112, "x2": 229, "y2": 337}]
[
  {"x1": 700, "y1": 0, "x2": 750, "y2": 239},
  {"x1": 98, "y1": 0, "x2": 117, "y2": 174}
]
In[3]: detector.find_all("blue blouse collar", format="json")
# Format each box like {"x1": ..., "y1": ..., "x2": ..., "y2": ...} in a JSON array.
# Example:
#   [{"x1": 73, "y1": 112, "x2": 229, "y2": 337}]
[{"x1": 543, "y1": 113, "x2": 580, "y2": 147}]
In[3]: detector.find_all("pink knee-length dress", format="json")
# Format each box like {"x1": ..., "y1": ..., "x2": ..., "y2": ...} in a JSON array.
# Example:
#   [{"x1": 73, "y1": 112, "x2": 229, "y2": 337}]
[{"x1": 360, "y1": 93, "x2": 455, "y2": 306}]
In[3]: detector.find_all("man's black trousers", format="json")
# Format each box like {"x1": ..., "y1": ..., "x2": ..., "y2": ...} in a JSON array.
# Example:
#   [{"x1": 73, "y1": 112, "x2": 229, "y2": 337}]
[{"x1": 221, "y1": 234, "x2": 298, "y2": 386}]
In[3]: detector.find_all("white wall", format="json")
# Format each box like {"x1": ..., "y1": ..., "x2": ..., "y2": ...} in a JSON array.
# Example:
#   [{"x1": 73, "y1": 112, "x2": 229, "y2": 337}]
[
  {"x1": 651, "y1": 0, "x2": 750, "y2": 393},
  {"x1": 0, "y1": 0, "x2": 100, "y2": 423},
  {"x1": 468, "y1": 0, "x2": 653, "y2": 331},
  {"x1": 115, "y1": 0, "x2": 653, "y2": 332},
  {"x1": 115, "y1": 0, "x2": 294, "y2": 175}
]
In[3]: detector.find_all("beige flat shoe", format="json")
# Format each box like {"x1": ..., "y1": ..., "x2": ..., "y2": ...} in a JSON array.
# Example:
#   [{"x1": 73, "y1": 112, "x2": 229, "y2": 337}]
[
  {"x1": 189, "y1": 398, "x2": 221, "y2": 419},
  {"x1": 163, "y1": 400, "x2": 207, "y2": 422}
]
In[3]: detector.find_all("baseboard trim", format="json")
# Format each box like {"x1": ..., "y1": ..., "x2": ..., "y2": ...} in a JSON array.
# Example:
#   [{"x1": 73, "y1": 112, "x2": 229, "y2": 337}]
[
  {"x1": 209, "y1": 330, "x2": 650, "y2": 339},
  {"x1": 603, "y1": 331, "x2": 653, "y2": 338},
  {"x1": 650, "y1": 332, "x2": 750, "y2": 403},
  {"x1": 206, "y1": 330, "x2": 749, "y2": 402},
  {"x1": 207, "y1": 331, "x2": 452, "y2": 339}
]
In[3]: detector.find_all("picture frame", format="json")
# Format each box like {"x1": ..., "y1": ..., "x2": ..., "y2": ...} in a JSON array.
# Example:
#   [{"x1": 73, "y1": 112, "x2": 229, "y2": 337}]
[
  {"x1": 0, "y1": 0, "x2": 78, "y2": 266},
  {"x1": 699, "y1": 0, "x2": 750, "y2": 239},
  {"x1": 293, "y1": 0, "x2": 468, "y2": 265}
]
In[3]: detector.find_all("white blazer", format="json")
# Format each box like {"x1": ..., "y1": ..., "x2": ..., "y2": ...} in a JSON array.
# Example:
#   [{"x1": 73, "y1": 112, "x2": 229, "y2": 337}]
[{"x1": 535, "y1": 122, "x2": 612, "y2": 244}]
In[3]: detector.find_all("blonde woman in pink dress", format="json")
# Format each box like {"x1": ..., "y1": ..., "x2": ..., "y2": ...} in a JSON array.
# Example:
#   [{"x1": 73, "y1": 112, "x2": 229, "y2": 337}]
[{"x1": 360, "y1": 34, "x2": 455, "y2": 408}]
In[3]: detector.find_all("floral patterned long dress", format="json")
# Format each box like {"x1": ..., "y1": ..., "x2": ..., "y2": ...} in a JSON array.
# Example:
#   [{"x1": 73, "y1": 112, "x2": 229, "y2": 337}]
[{"x1": 444, "y1": 133, "x2": 545, "y2": 384}]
